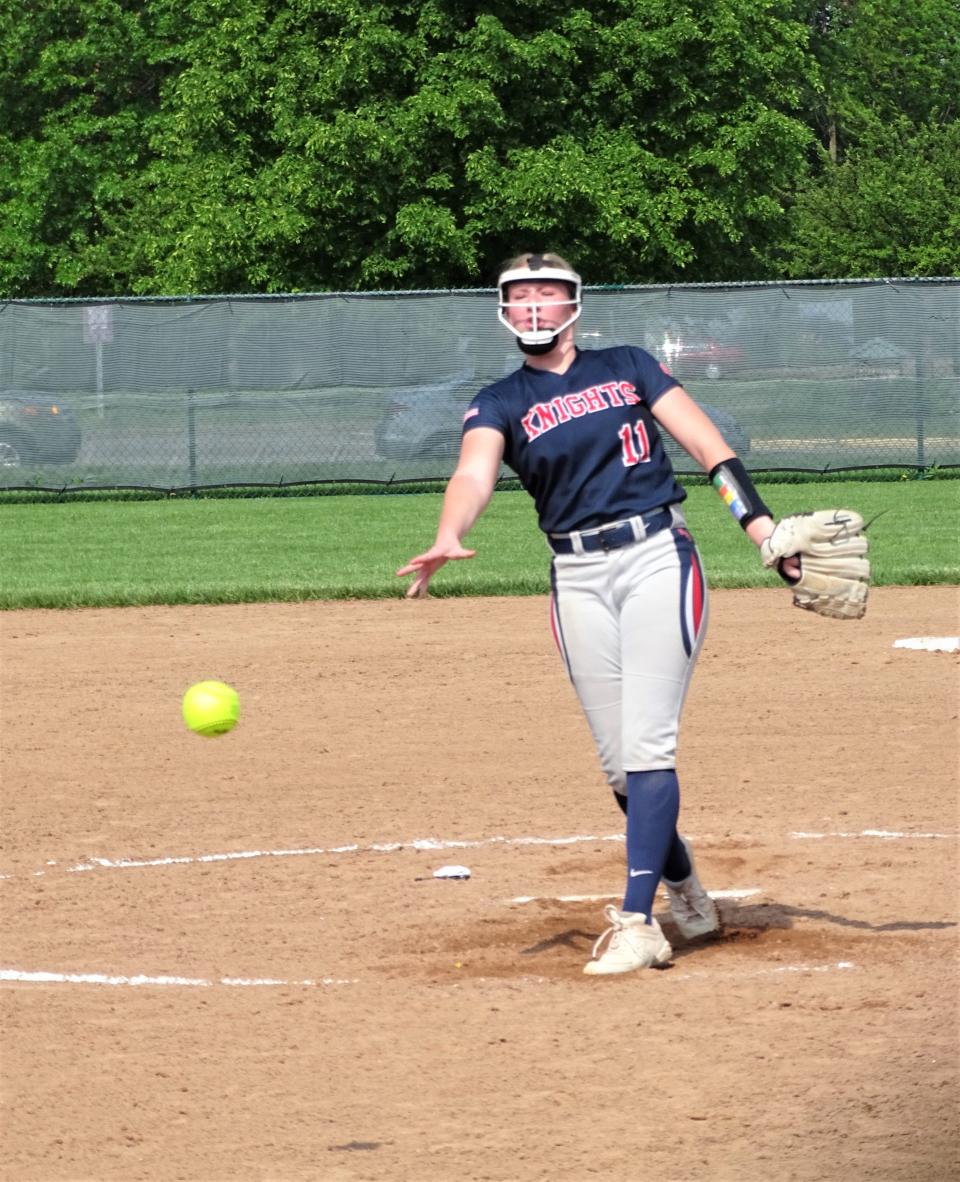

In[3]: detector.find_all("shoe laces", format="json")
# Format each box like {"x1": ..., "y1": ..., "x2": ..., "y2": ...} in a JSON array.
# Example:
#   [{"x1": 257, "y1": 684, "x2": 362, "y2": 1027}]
[{"x1": 590, "y1": 904, "x2": 646, "y2": 960}]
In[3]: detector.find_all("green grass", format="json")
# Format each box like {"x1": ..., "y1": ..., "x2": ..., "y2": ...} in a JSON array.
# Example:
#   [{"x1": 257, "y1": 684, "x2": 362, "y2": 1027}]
[{"x1": 1, "y1": 480, "x2": 957, "y2": 609}]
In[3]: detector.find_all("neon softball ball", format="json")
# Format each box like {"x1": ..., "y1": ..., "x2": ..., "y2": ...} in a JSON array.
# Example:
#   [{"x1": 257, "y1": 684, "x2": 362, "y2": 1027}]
[{"x1": 182, "y1": 680, "x2": 240, "y2": 737}]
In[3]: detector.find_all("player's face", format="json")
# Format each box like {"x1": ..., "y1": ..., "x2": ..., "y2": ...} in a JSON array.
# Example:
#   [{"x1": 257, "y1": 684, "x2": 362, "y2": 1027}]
[{"x1": 503, "y1": 281, "x2": 575, "y2": 333}]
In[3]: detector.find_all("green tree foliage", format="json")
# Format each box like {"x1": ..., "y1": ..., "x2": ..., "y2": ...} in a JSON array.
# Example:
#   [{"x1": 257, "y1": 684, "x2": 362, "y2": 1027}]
[
  {"x1": 2, "y1": 0, "x2": 956, "y2": 295},
  {"x1": 0, "y1": 0, "x2": 166, "y2": 296},
  {"x1": 1, "y1": 0, "x2": 814, "y2": 295},
  {"x1": 781, "y1": 0, "x2": 960, "y2": 276},
  {"x1": 782, "y1": 118, "x2": 960, "y2": 278}
]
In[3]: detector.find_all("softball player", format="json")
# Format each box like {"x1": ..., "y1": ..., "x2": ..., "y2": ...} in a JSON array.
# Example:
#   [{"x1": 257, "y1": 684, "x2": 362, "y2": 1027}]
[{"x1": 398, "y1": 252, "x2": 794, "y2": 975}]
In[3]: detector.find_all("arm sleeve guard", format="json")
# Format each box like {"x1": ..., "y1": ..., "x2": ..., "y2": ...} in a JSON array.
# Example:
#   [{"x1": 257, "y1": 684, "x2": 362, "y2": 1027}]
[{"x1": 709, "y1": 458, "x2": 773, "y2": 529}]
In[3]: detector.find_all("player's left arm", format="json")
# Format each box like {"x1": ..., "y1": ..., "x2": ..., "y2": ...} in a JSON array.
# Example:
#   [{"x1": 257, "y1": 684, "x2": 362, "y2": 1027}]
[
  {"x1": 649, "y1": 384, "x2": 738, "y2": 474},
  {"x1": 650, "y1": 385, "x2": 798, "y2": 572},
  {"x1": 651, "y1": 385, "x2": 875, "y2": 616}
]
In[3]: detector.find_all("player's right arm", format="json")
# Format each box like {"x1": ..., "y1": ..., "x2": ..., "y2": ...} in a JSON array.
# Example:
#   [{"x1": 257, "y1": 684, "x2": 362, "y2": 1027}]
[{"x1": 396, "y1": 426, "x2": 505, "y2": 598}]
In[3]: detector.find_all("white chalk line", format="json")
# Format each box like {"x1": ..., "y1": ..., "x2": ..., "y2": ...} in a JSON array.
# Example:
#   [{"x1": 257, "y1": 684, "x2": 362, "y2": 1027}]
[
  {"x1": 0, "y1": 829, "x2": 934, "y2": 991},
  {"x1": 25, "y1": 833, "x2": 625, "y2": 881},
  {"x1": 671, "y1": 961, "x2": 857, "y2": 983},
  {"x1": 508, "y1": 888, "x2": 761, "y2": 905},
  {"x1": 0, "y1": 969, "x2": 351, "y2": 988},
  {"x1": 0, "y1": 960, "x2": 857, "y2": 990},
  {"x1": 789, "y1": 829, "x2": 955, "y2": 840},
  {"x1": 2, "y1": 828, "x2": 954, "y2": 883}
]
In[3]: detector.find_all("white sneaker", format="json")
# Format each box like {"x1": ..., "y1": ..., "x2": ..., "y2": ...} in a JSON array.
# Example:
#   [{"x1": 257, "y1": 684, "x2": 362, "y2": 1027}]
[
  {"x1": 663, "y1": 836, "x2": 721, "y2": 940},
  {"x1": 583, "y1": 905, "x2": 673, "y2": 975}
]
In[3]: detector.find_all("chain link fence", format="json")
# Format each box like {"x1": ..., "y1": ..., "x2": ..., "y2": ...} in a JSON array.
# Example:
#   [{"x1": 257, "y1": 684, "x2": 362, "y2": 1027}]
[{"x1": 1, "y1": 278, "x2": 957, "y2": 491}]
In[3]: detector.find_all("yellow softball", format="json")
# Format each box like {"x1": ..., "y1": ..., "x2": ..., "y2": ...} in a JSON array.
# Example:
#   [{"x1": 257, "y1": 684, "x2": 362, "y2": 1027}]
[{"x1": 182, "y1": 680, "x2": 240, "y2": 738}]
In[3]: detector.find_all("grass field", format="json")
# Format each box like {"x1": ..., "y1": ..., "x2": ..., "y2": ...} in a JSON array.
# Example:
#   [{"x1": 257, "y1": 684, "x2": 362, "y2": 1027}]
[{"x1": 2, "y1": 479, "x2": 957, "y2": 609}]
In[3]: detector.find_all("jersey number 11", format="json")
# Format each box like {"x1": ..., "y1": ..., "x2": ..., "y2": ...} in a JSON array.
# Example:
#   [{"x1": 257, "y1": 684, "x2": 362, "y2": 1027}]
[{"x1": 619, "y1": 421, "x2": 651, "y2": 466}]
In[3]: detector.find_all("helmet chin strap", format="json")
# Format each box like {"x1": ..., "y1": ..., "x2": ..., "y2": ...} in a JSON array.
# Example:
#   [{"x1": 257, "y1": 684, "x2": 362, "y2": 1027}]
[{"x1": 517, "y1": 335, "x2": 559, "y2": 356}]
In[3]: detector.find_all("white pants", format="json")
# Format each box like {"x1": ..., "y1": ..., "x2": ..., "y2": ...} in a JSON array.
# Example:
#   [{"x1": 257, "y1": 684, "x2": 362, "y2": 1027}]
[{"x1": 549, "y1": 524, "x2": 709, "y2": 794}]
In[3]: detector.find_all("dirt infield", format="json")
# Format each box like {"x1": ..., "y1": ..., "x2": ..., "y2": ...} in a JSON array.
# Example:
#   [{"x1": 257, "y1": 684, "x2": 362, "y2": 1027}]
[{"x1": 2, "y1": 588, "x2": 958, "y2": 1182}]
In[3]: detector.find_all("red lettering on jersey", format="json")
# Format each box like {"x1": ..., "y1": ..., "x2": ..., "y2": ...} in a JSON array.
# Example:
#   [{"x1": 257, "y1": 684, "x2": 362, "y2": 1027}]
[
  {"x1": 521, "y1": 407, "x2": 543, "y2": 440},
  {"x1": 523, "y1": 379, "x2": 644, "y2": 441},
  {"x1": 550, "y1": 396, "x2": 572, "y2": 424},
  {"x1": 581, "y1": 385, "x2": 608, "y2": 412},
  {"x1": 535, "y1": 402, "x2": 559, "y2": 431},
  {"x1": 563, "y1": 392, "x2": 588, "y2": 417}
]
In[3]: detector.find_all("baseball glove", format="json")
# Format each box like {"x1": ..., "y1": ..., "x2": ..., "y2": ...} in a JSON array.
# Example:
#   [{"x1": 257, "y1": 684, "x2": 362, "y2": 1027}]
[{"x1": 760, "y1": 509, "x2": 871, "y2": 620}]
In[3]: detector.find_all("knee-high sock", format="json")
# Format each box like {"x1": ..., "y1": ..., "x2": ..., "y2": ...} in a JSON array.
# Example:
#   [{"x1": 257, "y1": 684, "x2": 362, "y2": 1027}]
[
  {"x1": 663, "y1": 831, "x2": 692, "y2": 882},
  {"x1": 623, "y1": 769, "x2": 680, "y2": 918},
  {"x1": 621, "y1": 792, "x2": 692, "y2": 880}
]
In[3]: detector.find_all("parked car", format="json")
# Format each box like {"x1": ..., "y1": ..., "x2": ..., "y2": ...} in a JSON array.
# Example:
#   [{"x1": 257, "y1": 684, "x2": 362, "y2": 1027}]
[
  {"x1": 374, "y1": 373, "x2": 478, "y2": 462},
  {"x1": 660, "y1": 334, "x2": 747, "y2": 381},
  {"x1": 0, "y1": 392, "x2": 82, "y2": 467},
  {"x1": 373, "y1": 377, "x2": 750, "y2": 463}
]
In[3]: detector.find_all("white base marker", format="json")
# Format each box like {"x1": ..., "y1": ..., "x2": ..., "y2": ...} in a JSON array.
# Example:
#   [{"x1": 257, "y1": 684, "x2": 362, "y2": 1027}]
[{"x1": 893, "y1": 636, "x2": 959, "y2": 653}]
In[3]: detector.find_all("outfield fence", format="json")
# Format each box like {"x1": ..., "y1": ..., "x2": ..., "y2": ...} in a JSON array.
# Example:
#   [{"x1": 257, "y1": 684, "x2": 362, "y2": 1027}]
[{"x1": 1, "y1": 278, "x2": 957, "y2": 491}]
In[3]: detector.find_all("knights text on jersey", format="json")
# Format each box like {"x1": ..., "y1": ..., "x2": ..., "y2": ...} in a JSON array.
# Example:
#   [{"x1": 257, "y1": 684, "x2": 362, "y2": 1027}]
[{"x1": 462, "y1": 345, "x2": 687, "y2": 534}]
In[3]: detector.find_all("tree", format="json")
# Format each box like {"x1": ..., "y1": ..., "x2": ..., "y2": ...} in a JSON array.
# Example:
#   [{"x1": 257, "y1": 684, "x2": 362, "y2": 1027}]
[
  {"x1": 781, "y1": 119, "x2": 960, "y2": 277},
  {"x1": 804, "y1": 0, "x2": 959, "y2": 159},
  {"x1": 0, "y1": 0, "x2": 166, "y2": 296},
  {"x1": 778, "y1": 0, "x2": 960, "y2": 276},
  {"x1": 1, "y1": 0, "x2": 817, "y2": 295}
]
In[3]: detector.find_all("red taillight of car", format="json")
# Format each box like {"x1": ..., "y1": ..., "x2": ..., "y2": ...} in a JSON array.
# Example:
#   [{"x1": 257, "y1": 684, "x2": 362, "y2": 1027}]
[{"x1": 22, "y1": 406, "x2": 38, "y2": 416}]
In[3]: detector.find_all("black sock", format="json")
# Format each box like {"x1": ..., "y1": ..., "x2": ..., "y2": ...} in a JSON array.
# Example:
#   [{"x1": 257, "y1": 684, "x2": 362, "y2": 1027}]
[{"x1": 663, "y1": 832, "x2": 692, "y2": 883}]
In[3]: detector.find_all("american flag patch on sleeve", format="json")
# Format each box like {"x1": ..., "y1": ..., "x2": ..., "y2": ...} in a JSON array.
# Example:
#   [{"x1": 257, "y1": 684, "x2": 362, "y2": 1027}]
[{"x1": 463, "y1": 407, "x2": 480, "y2": 422}]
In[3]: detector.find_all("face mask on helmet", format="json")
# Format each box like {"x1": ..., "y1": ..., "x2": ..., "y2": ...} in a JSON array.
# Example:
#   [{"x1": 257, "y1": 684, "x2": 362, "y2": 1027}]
[{"x1": 497, "y1": 256, "x2": 582, "y2": 355}]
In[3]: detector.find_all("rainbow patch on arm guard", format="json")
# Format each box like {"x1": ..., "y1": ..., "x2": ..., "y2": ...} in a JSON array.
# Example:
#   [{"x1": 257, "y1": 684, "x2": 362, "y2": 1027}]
[
  {"x1": 708, "y1": 458, "x2": 772, "y2": 528},
  {"x1": 712, "y1": 470, "x2": 750, "y2": 522}
]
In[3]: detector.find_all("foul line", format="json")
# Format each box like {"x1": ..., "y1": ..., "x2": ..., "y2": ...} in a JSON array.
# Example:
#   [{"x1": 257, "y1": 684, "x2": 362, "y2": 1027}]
[
  {"x1": 0, "y1": 969, "x2": 350, "y2": 988},
  {"x1": 672, "y1": 961, "x2": 856, "y2": 982},
  {"x1": 788, "y1": 829, "x2": 955, "y2": 840},
  {"x1": 0, "y1": 960, "x2": 857, "y2": 990},
  {"x1": 508, "y1": 888, "x2": 761, "y2": 905},
  {"x1": 4, "y1": 834, "x2": 626, "y2": 881},
  {"x1": 1, "y1": 829, "x2": 955, "y2": 883}
]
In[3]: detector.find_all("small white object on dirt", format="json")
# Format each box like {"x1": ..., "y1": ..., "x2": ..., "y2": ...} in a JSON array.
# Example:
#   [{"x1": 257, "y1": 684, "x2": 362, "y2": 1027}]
[
  {"x1": 433, "y1": 864, "x2": 471, "y2": 879},
  {"x1": 893, "y1": 636, "x2": 960, "y2": 653}
]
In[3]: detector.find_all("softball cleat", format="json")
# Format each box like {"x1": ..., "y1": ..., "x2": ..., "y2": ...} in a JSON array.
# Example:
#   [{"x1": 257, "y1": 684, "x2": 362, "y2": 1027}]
[
  {"x1": 663, "y1": 837, "x2": 721, "y2": 940},
  {"x1": 583, "y1": 905, "x2": 673, "y2": 975}
]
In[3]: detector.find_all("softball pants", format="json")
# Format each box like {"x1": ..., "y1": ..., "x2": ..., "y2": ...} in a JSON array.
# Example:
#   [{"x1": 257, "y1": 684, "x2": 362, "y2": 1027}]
[{"x1": 549, "y1": 522, "x2": 709, "y2": 794}]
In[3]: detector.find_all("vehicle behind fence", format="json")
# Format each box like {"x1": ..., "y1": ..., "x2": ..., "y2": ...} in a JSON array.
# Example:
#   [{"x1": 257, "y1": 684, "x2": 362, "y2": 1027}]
[{"x1": 1, "y1": 279, "x2": 957, "y2": 490}]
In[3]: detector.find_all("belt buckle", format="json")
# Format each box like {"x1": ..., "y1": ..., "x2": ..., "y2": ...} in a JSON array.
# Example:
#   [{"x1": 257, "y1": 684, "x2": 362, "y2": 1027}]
[{"x1": 598, "y1": 522, "x2": 623, "y2": 552}]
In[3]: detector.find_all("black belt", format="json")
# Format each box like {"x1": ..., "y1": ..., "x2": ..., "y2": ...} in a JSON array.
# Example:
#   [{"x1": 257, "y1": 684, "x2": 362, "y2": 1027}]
[{"x1": 547, "y1": 508, "x2": 675, "y2": 555}]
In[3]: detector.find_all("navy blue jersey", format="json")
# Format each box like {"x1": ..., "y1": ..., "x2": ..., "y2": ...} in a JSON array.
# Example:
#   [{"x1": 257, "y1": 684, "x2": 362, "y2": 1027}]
[{"x1": 463, "y1": 345, "x2": 687, "y2": 534}]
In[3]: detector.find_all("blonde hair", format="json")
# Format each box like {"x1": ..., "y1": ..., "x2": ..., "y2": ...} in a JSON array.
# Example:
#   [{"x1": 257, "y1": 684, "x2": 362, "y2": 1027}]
[{"x1": 501, "y1": 250, "x2": 577, "y2": 275}]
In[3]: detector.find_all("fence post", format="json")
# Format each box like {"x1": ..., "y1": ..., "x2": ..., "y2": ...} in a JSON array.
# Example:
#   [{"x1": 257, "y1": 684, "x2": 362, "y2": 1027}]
[
  {"x1": 187, "y1": 388, "x2": 198, "y2": 493},
  {"x1": 914, "y1": 349, "x2": 929, "y2": 470}
]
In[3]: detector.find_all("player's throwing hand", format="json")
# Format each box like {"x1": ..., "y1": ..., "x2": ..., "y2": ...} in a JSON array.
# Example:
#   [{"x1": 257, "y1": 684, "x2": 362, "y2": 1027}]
[{"x1": 396, "y1": 540, "x2": 477, "y2": 598}]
